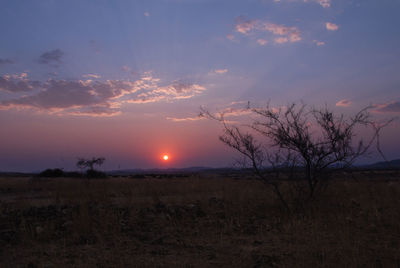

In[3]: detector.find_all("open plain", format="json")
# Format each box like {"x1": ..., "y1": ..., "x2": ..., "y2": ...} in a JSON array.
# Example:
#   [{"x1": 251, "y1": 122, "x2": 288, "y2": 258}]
[{"x1": 1, "y1": 171, "x2": 400, "y2": 267}]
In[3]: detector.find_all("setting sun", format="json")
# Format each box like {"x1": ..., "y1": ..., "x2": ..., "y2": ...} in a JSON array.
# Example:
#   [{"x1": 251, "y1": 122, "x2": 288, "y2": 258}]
[{"x1": 163, "y1": 155, "x2": 169, "y2": 161}]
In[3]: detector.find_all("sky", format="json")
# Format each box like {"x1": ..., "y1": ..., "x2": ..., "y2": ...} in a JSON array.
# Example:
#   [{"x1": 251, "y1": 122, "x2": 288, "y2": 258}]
[{"x1": 0, "y1": 0, "x2": 399, "y2": 172}]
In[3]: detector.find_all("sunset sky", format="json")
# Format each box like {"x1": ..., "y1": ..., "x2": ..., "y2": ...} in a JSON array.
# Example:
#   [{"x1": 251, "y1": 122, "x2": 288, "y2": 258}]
[{"x1": 1, "y1": 0, "x2": 399, "y2": 172}]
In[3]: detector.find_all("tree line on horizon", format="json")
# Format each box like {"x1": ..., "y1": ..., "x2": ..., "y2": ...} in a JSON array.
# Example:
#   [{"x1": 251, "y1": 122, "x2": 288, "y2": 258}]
[{"x1": 39, "y1": 157, "x2": 106, "y2": 178}]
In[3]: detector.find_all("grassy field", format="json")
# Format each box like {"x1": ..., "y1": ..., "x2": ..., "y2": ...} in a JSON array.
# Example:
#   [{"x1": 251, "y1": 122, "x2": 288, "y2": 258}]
[{"x1": 1, "y1": 171, "x2": 400, "y2": 267}]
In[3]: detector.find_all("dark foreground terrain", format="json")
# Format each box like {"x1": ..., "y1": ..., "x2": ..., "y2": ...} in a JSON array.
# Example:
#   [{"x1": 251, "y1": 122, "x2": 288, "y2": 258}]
[{"x1": 1, "y1": 171, "x2": 400, "y2": 267}]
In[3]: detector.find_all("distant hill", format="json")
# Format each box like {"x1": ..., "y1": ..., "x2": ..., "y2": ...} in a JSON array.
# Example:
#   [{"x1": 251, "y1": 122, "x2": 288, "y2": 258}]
[
  {"x1": 108, "y1": 166, "x2": 211, "y2": 175},
  {"x1": 362, "y1": 159, "x2": 400, "y2": 169},
  {"x1": 109, "y1": 160, "x2": 400, "y2": 175},
  {"x1": 107, "y1": 166, "x2": 241, "y2": 176},
  {"x1": 1, "y1": 159, "x2": 399, "y2": 176}
]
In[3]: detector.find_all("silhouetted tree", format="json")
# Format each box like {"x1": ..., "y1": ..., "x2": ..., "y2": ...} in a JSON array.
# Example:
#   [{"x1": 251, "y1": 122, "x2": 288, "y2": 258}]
[
  {"x1": 201, "y1": 102, "x2": 392, "y2": 211},
  {"x1": 76, "y1": 157, "x2": 106, "y2": 178},
  {"x1": 77, "y1": 157, "x2": 105, "y2": 171}
]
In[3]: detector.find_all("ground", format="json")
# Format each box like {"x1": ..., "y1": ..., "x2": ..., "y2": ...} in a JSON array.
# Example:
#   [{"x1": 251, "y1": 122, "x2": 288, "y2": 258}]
[{"x1": 1, "y1": 171, "x2": 399, "y2": 267}]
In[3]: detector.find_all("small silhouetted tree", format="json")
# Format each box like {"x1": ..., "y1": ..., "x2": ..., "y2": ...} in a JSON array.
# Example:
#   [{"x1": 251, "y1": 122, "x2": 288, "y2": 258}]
[
  {"x1": 201, "y1": 102, "x2": 392, "y2": 211},
  {"x1": 76, "y1": 157, "x2": 106, "y2": 178}
]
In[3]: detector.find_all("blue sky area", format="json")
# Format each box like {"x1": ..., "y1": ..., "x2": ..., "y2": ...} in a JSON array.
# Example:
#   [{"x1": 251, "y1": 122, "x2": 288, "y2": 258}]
[{"x1": 0, "y1": 0, "x2": 399, "y2": 171}]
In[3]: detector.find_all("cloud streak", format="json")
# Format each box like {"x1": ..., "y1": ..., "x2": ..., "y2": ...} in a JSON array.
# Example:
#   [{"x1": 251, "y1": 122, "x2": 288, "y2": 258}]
[
  {"x1": 218, "y1": 107, "x2": 251, "y2": 117},
  {"x1": 274, "y1": 0, "x2": 331, "y2": 8},
  {"x1": 126, "y1": 81, "x2": 206, "y2": 104},
  {"x1": 313, "y1": 40, "x2": 325, "y2": 46},
  {"x1": 257, "y1": 39, "x2": 268, "y2": 46},
  {"x1": 234, "y1": 17, "x2": 302, "y2": 44},
  {"x1": 38, "y1": 49, "x2": 64, "y2": 64},
  {"x1": 336, "y1": 99, "x2": 352, "y2": 107},
  {"x1": 316, "y1": 0, "x2": 331, "y2": 8},
  {"x1": 83, "y1": 74, "x2": 101, "y2": 79},
  {"x1": 214, "y1": 69, "x2": 228, "y2": 74},
  {"x1": 0, "y1": 58, "x2": 14, "y2": 65},
  {"x1": 0, "y1": 73, "x2": 41, "y2": 92},
  {"x1": 0, "y1": 74, "x2": 206, "y2": 116},
  {"x1": 166, "y1": 116, "x2": 204, "y2": 122},
  {"x1": 326, "y1": 22, "x2": 339, "y2": 31},
  {"x1": 235, "y1": 18, "x2": 257, "y2": 34},
  {"x1": 373, "y1": 101, "x2": 400, "y2": 113}
]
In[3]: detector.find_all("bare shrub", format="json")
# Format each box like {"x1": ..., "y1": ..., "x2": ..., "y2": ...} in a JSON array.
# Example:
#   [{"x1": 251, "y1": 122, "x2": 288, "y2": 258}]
[{"x1": 201, "y1": 102, "x2": 392, "y2": 211}]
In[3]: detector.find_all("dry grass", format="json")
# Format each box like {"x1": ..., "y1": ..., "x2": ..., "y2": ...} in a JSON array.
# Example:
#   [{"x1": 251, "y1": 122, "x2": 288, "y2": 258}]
[{"x1": 1, "y1": 172, "x2": 400, "y2": 267}]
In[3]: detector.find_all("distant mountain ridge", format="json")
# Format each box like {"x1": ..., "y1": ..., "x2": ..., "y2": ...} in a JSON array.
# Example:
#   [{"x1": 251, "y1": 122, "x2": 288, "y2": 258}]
[
  {"x1": 107, "y1": 166, "x2": 236, "y2": 175},
  {"x1": 108, "y1": 159, "x2": 400, "y2": 175},
  {"x1": 1, "y1": 159, "x2": 399, "y2": 175},
  {"x1": 361, "y1": 159, "x2": 400, "y2": 169}
]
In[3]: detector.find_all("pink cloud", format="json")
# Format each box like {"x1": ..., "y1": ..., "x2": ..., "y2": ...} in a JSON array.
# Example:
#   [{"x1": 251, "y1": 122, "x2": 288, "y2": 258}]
[
  {"x1": 274, "y1": 37, "x2": 289, "y2": 44},
  {"x1": 373, "y1": 101, "x2": 400, "y2": 113},
  {"x1": 261, "y1": 22, "x2": 302, "y2": 42},
  {"x1": 166, "y1": 116, "x2": 204, "y2": 122},
  {"x1": 0, "y1": 75, "x2": 206, "y2": 116},
  {"x1": 313, "y1": 40, "x2": 325, "y2": 46},
  {"x1": 82, "y1": 74, "x2": 101, "y2": 79},
  {"x1": 219, "y1": 107, "x2": 251, "y2": 117},
  {"x1": 326, "y1": 22, "x2": 339, "y2": 31},
  {"x1": 257, "y1": 39, "x2": 268, "y2": 46},
  {"x1": 274, "y1": 0, "x2": 331, "y2": 8},
  {"x1": 234, "y1": 18, "x2": 302, "y2": 44},
  {"x1": 226, "y1": 34, "x2": 235, "y2": 41},
  {"x1": 214, "y1": 69, "x2": 228, "y2": 74},
  {"x1": 235, "y1": 18, "x2": 257, "y2": 34},
  {"x1": 126, "y1": 82, "x2": 206, "y2": 104},
  {"x1": 316, "y1": 0, "x2": 331, "y2": 8},
  {"x1": 335, "y1": 99, "x2": 352, "y2": 107},
  {"x1": 0, "y1": 73, "x2": 41, "y2": 92}
]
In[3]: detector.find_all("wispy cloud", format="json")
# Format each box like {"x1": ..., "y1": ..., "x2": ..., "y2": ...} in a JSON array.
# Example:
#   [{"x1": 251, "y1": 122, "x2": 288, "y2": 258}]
[
  {"x1": 144, "y1": 12, "x2": 150, "y2": 17},
  {"x1": 326, "y1": 22, "x2": 339, "y2": 31},
  {"x1": 66, "y1": 104, "x2": 121, "y2": 117},
  {"x1": 89, "y1": 40, "x2": 101, "y2": 54},
  {"x1": 235, "y1": 18, "x2": 258, "y2": 34},
  {"x1": 257, "y1": 39, "x2": 268, "y2": 46},
  {"x1": 335, "y1": 99, "x2": 352, "y2": 107},
  {"x1": 127, "y1": 81, "x2": 206, "y2": 104},
  {"x1": 274, "y1": 37, "x2": 289, "y2": 44},
  {"x1": 373, "y1": 101, "x2": 400, "y2": 113},
  {"x1": 226, "y1": 34, "x2": 235, "y2": 41},
  {"x1": 0, "y1": 73, "x2": 41, "y2": 92},
  {"x1": 219, "y1": 107, "x2": 251, "y2": 117},
  {"x1": 313, "y1": 40, "x2": 325, "y2": 46},
  {"x1": 0, "y1": 74, "x2": 206, "y2": 116},
  {"x1": 262, "y1": 22, "x2": 301, "y2": 42},
  {"x1": 214, "y1": 69, "x2": 228, "y2": 74},
  {"x1": 200, "y1": 101, "x2": 266, "y2": 125},
  {"x1": 274, "y1": 0, "x2": 331, "y2": 8},
  {"x1": 121, "y1": 65, "x2": 139, "y2": 75},
  {"x1": 0, "y1": 58, "x2": 14, "y2": 65},
  {"x1": 204, "y1": 101, "x2": 252, "y2": 119},
  {"x1": 234, "y1": 17, "x2": 302, "y2": 44},
  {"x1": 121, "y1": 66, "x2": 131, "y2": 72},
  {"x1": 38, "y1": 49, "x2": 64, "y2": 64},
  {"x1": 166, "y1": 115, "x2": 204, "y2": 122},
  {"x1": 315, "y1": 0, "x2": 331, "y2": 8},
  {"x1": 82, "y1": 74, "x2": 101, "y2": 79}
]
